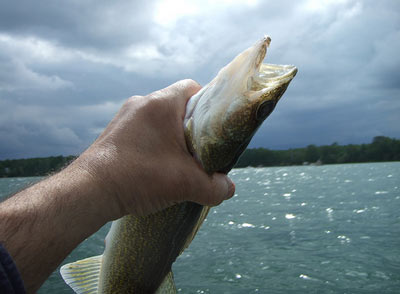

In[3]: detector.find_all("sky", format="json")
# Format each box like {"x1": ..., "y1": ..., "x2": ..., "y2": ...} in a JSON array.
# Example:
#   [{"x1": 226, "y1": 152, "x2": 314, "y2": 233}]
[{"x1": 0, "y1": 0, "x2": 399, "y2": 159}]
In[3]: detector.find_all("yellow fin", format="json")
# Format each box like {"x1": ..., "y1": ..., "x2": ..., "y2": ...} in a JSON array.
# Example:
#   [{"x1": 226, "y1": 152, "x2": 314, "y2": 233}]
[
  {"x1": 181, "y1": 205, "x2": 211, "y2": 254},
  {"x1": 155, "y1": 271, "x2": 177, "y2": 294},
  {"x1": 60, "y1": 255, "x2": 102, "y2": 294}
]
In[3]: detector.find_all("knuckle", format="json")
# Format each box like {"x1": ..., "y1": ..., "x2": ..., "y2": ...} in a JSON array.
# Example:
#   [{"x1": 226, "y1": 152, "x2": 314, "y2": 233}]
[
  {"x1": 126, "y1": 95, "x2": 143, "y2": 105},
  {"x1": 122, "y1": 95, "x2": 144, "y2": 113},
  {"x1": 182, "y1": 79, "x2": 202, "y2": 94},
  {"x1": 182, "y1": 78, "x2": 201, "y2": 88},
  {"x1": 129, "y1": 95, "x2": 142, "y2": 101}
]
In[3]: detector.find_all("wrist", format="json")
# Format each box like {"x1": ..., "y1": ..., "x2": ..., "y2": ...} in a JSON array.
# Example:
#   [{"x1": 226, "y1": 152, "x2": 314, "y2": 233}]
[
  {"x1": 69, "y1": 146, "x2": 133, "y2": 221},
  {"x1": 0, "y1": 160, "x2": 116, "y2": 292},
  {"x1": 55, "y1": 163, "x2": 112, "y2": 229}
]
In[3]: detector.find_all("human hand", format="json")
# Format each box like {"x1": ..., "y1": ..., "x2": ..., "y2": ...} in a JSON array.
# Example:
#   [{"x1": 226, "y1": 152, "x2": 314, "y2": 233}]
[{"x1": 74, "y1": 79, "x2": 235, "y2": 219}]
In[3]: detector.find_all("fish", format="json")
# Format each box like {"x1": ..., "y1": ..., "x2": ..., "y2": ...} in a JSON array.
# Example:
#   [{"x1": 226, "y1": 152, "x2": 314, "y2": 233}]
[{"x1": 60, "y1": 36, "x2": 297, "y2": 294}]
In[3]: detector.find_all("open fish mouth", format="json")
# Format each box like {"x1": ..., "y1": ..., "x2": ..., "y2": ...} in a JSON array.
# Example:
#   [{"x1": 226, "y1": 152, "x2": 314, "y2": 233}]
[
  {"x1": 60, "y1": 36, "x2": 297, "y2": 294},
  {"x1": 185, "y1": 36, "x2": 297, "y2": 174},
  {"x1": 253, "y1": 63, "x2": 297, "y2": 121},
  {"x1": 248, "y1": 37, "x2": 297, "y2": 94},
  {"x1": 218, "y1": 63, "x2": 297, "y2": 173},
  {"x1": 254, "y1": 63, "x2": 298, "y2": 90}
]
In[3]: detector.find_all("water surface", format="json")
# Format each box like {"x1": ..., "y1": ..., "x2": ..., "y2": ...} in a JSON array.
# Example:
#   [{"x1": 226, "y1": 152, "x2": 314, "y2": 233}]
[{"x1": 1, "y1": 162, "x2": 399, "y2": 293}]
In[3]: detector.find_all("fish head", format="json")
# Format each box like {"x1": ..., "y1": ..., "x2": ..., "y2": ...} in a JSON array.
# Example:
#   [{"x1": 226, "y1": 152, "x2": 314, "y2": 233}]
[{"x1": 184, "y1": 36, "x2": 297, "y2": 174}]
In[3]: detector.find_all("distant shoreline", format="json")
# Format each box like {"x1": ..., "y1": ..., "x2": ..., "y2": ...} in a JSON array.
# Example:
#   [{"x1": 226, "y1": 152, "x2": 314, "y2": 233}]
[
  {"x1": 0, "y1": 155, "x2": 76, "y2": 178},
  {"x1": 235, "y1": 136, "x2": 400, "y2": 169},
  {"x1": 1, "y1": 136, "x2": 399, "y2": 178}
]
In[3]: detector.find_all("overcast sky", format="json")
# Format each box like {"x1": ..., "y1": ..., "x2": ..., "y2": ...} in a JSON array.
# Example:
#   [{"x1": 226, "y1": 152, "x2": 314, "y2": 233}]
[{"x1": 0, "y1": 0, "x2": 399, "y2": 159}]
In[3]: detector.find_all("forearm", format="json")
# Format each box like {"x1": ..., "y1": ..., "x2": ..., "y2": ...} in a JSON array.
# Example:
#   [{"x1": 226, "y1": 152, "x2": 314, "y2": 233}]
[
  {"x1": 0, "y1": 162, "x2": 111, "y2": 293},
  {"x1": 0, "y1": 80, "x2": 234, "y2": 293}
]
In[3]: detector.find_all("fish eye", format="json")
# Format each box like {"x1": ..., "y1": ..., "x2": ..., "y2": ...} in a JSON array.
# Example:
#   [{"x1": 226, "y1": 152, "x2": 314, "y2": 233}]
[{"x1": 256, "y1": 99, "x2": 276, "y2": 121}]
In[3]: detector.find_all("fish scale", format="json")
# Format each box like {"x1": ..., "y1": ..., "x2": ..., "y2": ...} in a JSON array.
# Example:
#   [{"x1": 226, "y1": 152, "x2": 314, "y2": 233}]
[
  {"x1": 60, "y1": 36, "x2": 297, "y2": 293},
  {"x1": 98, "y1": 203, "x2": 204, "y2": 293}
]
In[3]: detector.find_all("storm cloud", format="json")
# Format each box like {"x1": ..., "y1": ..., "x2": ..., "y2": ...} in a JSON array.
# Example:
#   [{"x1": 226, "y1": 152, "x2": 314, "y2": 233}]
[{"x1": 0, "y1": 0, "x2": 399, "y2": 159}]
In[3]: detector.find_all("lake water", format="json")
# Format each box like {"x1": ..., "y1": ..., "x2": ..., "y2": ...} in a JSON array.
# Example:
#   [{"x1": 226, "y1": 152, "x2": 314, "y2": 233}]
[{"x1": 0, "y1": 162, "x2": 399, "y2": 293}]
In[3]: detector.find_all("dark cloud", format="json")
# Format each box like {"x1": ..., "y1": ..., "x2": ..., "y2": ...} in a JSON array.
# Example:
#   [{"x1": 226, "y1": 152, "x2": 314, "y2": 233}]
[
  {"x1": 0, "y1": 0, "x2": 399, "y2": 159},
  {"x1": 0, "y1": 0, "x2": 156, "y2": 50}
]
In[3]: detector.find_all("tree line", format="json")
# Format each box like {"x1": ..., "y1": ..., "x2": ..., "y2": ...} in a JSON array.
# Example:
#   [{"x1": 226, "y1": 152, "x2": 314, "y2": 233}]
[
  {"x1": 0, "y1": 155, "x2": 76, "y2": 178},
  {"x1": 0, "y1": 136, "x2": 399, "y2": 177},
  {"x1": 235, "y1": 136, "x2": 400, "y2": 168}
]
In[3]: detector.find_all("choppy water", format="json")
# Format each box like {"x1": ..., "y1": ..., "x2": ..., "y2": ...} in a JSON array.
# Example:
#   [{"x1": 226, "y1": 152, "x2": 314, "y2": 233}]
[{"x1": 1, "y1": 162, "x2": 399, "y2": 293}]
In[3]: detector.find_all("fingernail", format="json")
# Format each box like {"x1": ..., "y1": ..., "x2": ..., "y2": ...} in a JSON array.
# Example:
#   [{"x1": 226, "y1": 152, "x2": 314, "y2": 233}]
[{"x1": 225, "y1": 177, "x2": 235, "y2": 199}]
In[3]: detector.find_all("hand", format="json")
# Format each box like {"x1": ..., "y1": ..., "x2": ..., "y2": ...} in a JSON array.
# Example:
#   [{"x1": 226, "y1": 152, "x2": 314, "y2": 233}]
[
  {"x1": 0, "y1": 79, "x2": 235, "y2": 293},
  {"x1": 74, "y1": 79, "x2": 235, "y2": 218}
]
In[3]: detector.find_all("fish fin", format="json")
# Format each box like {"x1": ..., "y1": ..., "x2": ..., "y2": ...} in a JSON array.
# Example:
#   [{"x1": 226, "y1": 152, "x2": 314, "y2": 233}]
[
  {"x1": 180, "y1": 205, "x2": 211, "y2": 254},
  {"x1": 60, "y1": 255, "x2": 102, "y2": 294},
  {"x1": 155, "y1": 271, "x2": 177, "y2": 294}
]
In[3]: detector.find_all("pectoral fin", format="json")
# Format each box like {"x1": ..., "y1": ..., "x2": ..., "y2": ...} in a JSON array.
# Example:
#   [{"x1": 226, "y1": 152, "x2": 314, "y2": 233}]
[
  {"x1": 180, "y1": 205, "x2": 211, "y2": 254},
  {"x1": 60, "y1": 255, "x2": 102, "y2": 294},
  {"x1": 155, "y1": 271, "x2": 177, "y2": 294}
]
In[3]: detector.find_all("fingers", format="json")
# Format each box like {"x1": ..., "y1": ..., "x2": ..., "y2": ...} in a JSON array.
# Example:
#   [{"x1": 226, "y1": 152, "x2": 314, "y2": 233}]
[
  {"x1": 164, "y1": 79, "x2": 233, "y2": 207},
  {"x1": 160, "y1": 79, "x2": 202, "y2": 104},
  {"x1": 171, "y1": 79, "x2": 202, "y2": 101},
  {"x1": 184, "y1": 164, "x2": 235, "y2": 206},
  {"x1": 145, "y1": 79, "x2": 201, "y2": 121},
  {"x1": 176, "y1": 79, "x2": 202, "y2": 101},
  {"x1": 208, "y1": 173, "x2": 236, "y2": 206}
]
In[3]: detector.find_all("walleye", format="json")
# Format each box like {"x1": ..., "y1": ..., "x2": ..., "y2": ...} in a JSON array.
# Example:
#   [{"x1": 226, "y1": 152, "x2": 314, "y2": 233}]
[{"x1": 60, "y1": 36, "x2": 297, "y2": 293}]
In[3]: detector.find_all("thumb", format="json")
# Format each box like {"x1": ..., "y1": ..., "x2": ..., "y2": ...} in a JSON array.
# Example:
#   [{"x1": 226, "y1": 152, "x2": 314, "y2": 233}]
[{"x1": 193, "y1": 173, "x2": 235, "y2": 206}]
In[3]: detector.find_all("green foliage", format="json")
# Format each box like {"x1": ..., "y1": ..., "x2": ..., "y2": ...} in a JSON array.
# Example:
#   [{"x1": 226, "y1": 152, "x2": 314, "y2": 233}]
[
  {"x1": 235, "y1": 136, "x2": 400, "y2": 168},
  {"x1": 0, "y1": 136, "x2": 399, "y2": 177},
  {"x1": 0, "y1": 156, "x2": 76, "y2": 177}
]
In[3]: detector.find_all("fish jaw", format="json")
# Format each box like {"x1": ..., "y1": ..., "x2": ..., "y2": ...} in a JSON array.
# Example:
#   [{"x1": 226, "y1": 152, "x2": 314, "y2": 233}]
[{"x1": 184, "y1": 37, "x2": 297, "y2": 174}]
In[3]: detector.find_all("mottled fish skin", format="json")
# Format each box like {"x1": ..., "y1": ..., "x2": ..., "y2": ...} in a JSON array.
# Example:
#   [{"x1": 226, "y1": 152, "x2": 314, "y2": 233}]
[
  {"x1": 61, "y1": 36, "x2": 297, "y2": 294},
  {"x1": 98, "y1": 203, "x2": 203, "y2": 293}
]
